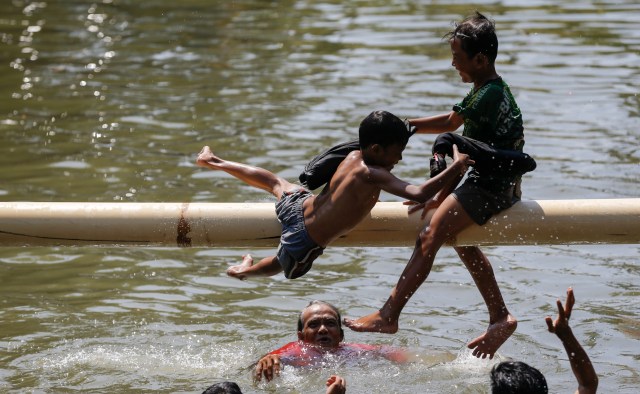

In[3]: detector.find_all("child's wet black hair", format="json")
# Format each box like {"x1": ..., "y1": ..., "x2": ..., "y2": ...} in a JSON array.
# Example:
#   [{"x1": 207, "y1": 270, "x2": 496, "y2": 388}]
[
  {"x1": 445, "y1": 11, "x2": 498, "y2": 63},
  {"x1": 202, "y1": 381, "x2": 243, "y2": 394},
  {"x1": 490, "y1": 361, "x2": 548, "y2": 394},
  {"x1": 358, "y1": 110, "x2": 412, "y2": 149}
]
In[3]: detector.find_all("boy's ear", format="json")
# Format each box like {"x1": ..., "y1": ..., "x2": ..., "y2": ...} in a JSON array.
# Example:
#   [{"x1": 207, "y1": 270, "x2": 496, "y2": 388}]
[
  {"x1": 473, "y1": 52, "x2": 488, "y2": 67},
  {"x1": 369, "y1": 143, "x2": 384, "y2": 154}
]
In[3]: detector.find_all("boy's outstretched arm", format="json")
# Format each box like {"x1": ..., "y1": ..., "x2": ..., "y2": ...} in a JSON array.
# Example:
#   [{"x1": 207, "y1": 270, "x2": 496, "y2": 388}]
[
  {"x1": 404, "y1": 145, "x2": 475, "y2": 205},
  {"x1": 409, "y1": 111, "x2": 464, "y2": 134},
  {"x1": 406, "y1": 159, "x2": 465, "y2": 219},
  {"x1": 545, "y1": 288, "x2": 598, "y2": 394},
  {"x1": 370, "y1": 145, "x2": 472, "y2": 204},
  {"x1": 406, "y1": 171, "x2": 463, "y2": 219},
  {"x1": 425, "y1": 144, "x2": 468, "y2": 204}
]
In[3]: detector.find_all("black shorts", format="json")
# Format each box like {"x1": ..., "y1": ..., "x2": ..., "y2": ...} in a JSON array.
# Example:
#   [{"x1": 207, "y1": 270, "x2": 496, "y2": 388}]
[
  {"x1": 432, "y1": 132, "x2": 536, "y2": 178},
  {"x1": 452, "y1": 178, "x2": 518, "y2": 225}
]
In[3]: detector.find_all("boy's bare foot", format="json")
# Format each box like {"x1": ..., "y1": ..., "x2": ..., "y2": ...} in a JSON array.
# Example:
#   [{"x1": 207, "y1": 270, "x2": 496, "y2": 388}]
[
  {"x1": 226, "y1": 254, "x2": 254, "y2": 280},
  {"x1": 467, "y1": 313, "x2": 517, "y2": 359},
  {"x1": 343, "y1": 311, "x2": 399, "y2": 334},
  {"x1": 196, "y1": 145, "x2": 221, "y2": 167}
]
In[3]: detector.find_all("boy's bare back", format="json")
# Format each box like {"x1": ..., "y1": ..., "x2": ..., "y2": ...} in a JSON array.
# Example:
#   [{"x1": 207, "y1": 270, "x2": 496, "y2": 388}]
[
  {"x1": 303, "y1": 142, "x2": 470, "y2": 248},
  {"x1": 303, "y1": 150, "x2": 385, "y2": 247}
]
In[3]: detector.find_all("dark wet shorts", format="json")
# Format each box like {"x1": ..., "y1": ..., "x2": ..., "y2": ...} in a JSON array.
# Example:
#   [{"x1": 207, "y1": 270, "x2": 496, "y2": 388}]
[
  {"x1": 275, "y1": 189, "x2": 325, "y2": 279},
  {"x1": 452, "y1": 178, "x2": 518, "y2": 225}
]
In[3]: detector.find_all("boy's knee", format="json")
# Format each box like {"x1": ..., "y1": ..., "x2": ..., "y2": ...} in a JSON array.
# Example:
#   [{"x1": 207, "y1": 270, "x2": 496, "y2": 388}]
[
  {"x1": 418, "y1": 226, "x2": 438, "y2": 245},
  {"x1": 419, "y1": 224, "x2": 453, "y2": 249}
]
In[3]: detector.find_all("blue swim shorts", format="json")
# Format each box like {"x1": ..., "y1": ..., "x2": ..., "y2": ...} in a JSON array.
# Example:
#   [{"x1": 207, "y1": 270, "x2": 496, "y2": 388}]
[{"x1": 275, "y1": 188, "x2": 324, "y2": 279}]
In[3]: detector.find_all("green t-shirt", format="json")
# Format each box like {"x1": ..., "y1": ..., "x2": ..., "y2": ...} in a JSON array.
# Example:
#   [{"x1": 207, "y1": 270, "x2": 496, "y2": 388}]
[
  {"x1": 453, "y1": 77, "x2": 525, "y2": 192},
  {"x1": 453, "y1": 77, "x2": 523, "y2": 150}
]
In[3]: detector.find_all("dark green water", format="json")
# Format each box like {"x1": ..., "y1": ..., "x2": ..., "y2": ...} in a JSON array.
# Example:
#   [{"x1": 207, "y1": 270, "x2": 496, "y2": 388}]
[{"x1": 0, "y1": 1, "x2": 638, "y2": 393}]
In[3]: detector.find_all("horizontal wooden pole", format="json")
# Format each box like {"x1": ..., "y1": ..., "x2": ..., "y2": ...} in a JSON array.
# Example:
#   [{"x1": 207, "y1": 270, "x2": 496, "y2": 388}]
[{"x1": 0, "y1": 199, "x2": 638, "y2": 247}]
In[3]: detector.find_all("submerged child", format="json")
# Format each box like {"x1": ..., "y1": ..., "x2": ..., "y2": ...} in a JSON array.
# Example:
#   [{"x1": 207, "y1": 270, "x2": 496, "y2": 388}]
[
  {"x1": 196, "y1": 110, "x2": 473, "y2": 280},
  {"x1": 345, "y1": 12, "x2": 530, "y2": 360}
]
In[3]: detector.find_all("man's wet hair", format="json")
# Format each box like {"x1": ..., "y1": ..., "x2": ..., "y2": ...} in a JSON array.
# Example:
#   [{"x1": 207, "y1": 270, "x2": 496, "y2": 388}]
[
  {"x1": 297, "y1": 300, "x2": 344, "y2": 337},
  {"x1": 358, "y1": 110, "x2": 412, "y2": 149},
  {"x1": 490, "y1": 361, "x2": 548, "y2": 394},
  {"x1": 202, "y1": 381, "x2": 243, "y2": 394},
  {"x1": 445, "y1": 11, "x2": 498, "y2": 64}
]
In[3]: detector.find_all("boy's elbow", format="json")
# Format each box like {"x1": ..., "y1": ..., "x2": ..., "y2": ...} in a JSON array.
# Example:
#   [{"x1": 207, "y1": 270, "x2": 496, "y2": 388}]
[
  {"x1": 447, "y1": 112, "x2": 464, "y2": 131},
  {"x1": 445, "y1": 122, "x2": 460, "y2": 132}
]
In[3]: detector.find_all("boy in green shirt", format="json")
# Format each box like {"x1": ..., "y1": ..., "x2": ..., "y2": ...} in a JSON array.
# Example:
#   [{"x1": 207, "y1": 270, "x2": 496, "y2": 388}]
[{"x1": 345, "y1": 12, "x2": 531, "y2": 360}]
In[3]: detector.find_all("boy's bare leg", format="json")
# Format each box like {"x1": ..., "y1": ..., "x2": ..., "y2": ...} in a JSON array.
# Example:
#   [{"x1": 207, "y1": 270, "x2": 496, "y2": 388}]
[
  {"x1": 455, "y1": 246, "x2": 517, "y2": 359},
  {"x1": 196, "y1": 145, "x2": 296, "y2": 198},
  {"x1": 344, "y1": 195, "x2": 471, "y2": 333},
  {"x1": 227, "y1": 254, "x2": 283, "y2": 279}
]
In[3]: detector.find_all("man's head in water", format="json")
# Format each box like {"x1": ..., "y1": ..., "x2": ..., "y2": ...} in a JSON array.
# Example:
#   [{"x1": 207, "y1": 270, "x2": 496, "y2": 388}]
[{"x1": 297, "y1": 300, "x2": 344, "y2": 349}]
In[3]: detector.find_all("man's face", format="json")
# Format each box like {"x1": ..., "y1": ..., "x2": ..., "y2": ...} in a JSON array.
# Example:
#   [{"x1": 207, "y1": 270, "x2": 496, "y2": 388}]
[{"x1": 298, "y1": 304, "x2": 343, "y2": 349}]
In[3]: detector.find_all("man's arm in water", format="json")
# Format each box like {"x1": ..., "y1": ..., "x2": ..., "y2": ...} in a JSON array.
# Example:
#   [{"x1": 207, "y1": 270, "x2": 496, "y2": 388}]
[{"x1": 254, "y1": 353, "x2": 281, "y2": 382}]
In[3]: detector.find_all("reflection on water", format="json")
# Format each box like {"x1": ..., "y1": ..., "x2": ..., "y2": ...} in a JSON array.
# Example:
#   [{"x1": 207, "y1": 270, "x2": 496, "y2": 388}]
[{"x1": 0, "y1": 1, "x2": 639, "y2": 393}]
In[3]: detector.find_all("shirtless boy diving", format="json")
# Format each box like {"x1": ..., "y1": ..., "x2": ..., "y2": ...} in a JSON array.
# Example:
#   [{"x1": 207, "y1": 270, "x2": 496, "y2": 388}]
[{"x1": 196, "y1": 110, "x2": 472, "y2": 280}]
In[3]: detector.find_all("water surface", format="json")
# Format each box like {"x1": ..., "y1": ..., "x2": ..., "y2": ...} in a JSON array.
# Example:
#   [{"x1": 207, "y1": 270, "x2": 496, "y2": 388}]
[{"x1": 0, "y1": 1, "x2": 638, "y2": 393}]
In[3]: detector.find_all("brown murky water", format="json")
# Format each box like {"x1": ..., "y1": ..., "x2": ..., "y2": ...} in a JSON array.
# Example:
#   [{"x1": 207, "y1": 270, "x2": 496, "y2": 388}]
[{"x1": 0, "y1": 1, "x2": 638, "y2": 393}]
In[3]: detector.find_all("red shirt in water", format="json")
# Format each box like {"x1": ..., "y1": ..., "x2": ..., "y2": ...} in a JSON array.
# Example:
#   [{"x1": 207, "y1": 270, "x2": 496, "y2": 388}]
[{"x1": 267, "y1": 340, "x2": 409, "y2": 367}]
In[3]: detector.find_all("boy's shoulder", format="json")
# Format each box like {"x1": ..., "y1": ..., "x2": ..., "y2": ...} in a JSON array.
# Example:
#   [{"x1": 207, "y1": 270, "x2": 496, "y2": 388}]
[
  {"x1": 464, "y1": 78, "x2": 511, "y2": 108},
  {"x1": 299, "y1": 140, "x2": 360, "y2": 190},
  {"x1": 480, "y1": 77, "x2": 508, "y2": 95},
  {"x1": 335, "y1": 151, "x2": 391, "y2": 184},
  {"x1": 330, "y1": 150, "x2": 365, "y2": 177}
]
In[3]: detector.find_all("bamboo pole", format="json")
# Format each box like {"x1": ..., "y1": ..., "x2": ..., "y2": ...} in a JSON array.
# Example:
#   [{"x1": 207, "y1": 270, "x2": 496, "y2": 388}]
[{"x1": 0, "y1": 199, "x2": 638, "y2": 247}]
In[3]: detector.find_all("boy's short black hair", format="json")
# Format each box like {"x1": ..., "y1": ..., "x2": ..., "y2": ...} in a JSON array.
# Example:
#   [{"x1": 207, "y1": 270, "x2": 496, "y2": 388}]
[
  {"x1": 446, "y1": 11, "x2": 498, "y2": 63},
  {"x1": 297, "y1": 300, "x2": 344, "y2": 338},
  {"x1": 490, "y1": 361, "x2": 548, "y2": 394},
  {"x1": 359, "y1": 110, "x2": 411, "y2": 149},
  {"x1": 202, "y1": 381, "x2": 243, "y2": 394}
]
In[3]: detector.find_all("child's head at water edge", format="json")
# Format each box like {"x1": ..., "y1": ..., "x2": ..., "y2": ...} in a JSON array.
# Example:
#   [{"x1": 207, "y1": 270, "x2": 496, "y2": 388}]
[
  {"x1": 202, "y1": 381, "x2": 243, "y2": 394},
  {"x1": 490, "y1": 361, "x2": 548, "y2": 394},
  {"x1": 358, "y1": 110, "x2": 411, "y2": 170}
]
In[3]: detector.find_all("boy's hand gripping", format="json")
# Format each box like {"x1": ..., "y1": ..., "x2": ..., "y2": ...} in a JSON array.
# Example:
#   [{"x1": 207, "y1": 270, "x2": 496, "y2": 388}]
[{"x1": 451, "y1": 144, "x2": 474, "y2": 173}]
